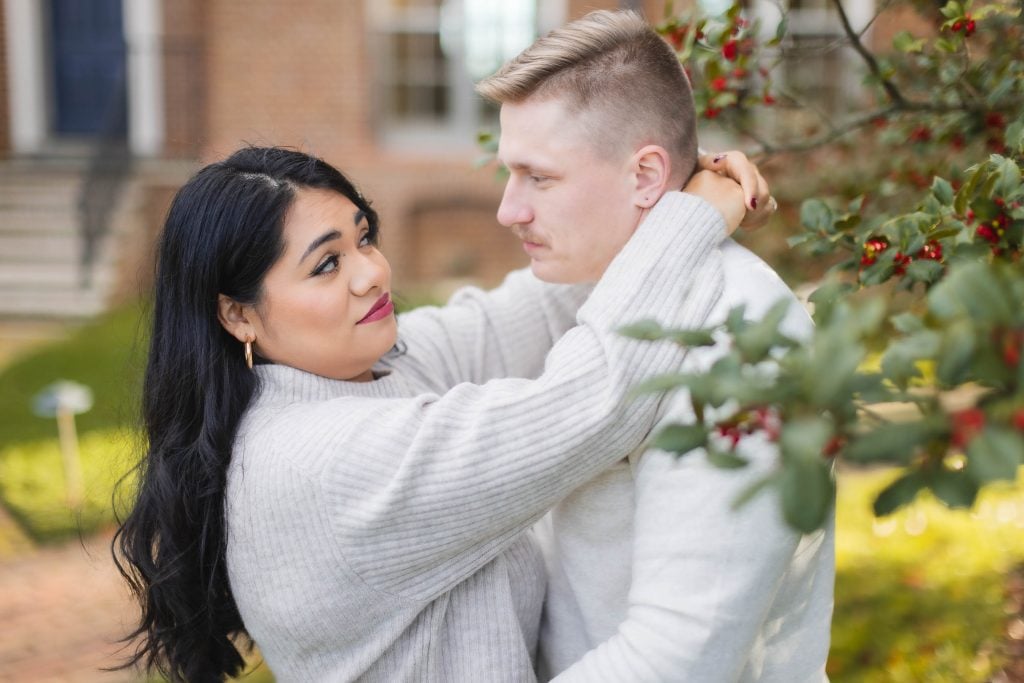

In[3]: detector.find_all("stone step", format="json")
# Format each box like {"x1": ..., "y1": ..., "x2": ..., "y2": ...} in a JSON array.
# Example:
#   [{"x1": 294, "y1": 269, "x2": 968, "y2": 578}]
[
  {"x1": 0, "y1": 287, "x2": 108, "y2": 320},
  {"x1": 0, "y1": 233, "x2": 116, "y2": 264},
  {"x1": 0, "y1": 208, "x2": 80, "y2": 235},
  {"x1": 0, "y1": 262, "x2": 117, "y2": 290}
]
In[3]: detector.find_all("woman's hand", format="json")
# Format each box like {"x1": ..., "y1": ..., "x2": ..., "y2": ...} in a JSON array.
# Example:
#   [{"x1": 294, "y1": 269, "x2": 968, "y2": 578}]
[
  {"x1": 697, "y1": 150, "x2": 774, "y2": 230},
  {"x1": 682, "y1": 170, "x2": 747, "y2": 235}
]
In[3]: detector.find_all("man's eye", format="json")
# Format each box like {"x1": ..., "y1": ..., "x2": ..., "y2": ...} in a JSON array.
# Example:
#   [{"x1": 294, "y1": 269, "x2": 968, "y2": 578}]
[
  {"x1": 530, "y1": 175, "x2": 548, "y2": 184},
  {"x1": 313, "y1": 255, "x2": 339, "y2": 276}
]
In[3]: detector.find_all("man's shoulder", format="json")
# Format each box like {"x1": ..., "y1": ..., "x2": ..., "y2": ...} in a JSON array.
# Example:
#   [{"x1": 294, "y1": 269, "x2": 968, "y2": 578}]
[{"x1": 718, "y1": 239, "x2": 812, "y2": 338}]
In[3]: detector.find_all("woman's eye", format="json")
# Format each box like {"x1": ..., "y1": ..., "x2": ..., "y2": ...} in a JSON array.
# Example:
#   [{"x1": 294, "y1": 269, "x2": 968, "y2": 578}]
[
  {"x1": 313, "y1": 255, "x2": 339, "y2": 276},
  {"x1": 359, "y1": 228, "x2": 378, "y2": 248}
]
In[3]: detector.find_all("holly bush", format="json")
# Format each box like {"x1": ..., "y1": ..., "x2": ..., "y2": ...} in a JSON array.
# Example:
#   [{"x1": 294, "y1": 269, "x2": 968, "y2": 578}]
[{"x1": 632, "y1": 0, "x2": 1024, "y2": 532}]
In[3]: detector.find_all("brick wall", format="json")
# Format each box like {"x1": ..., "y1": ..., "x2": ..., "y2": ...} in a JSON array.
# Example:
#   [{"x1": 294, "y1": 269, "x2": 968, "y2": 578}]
[{"x1": 161, "y1": 0, "x2": 206, "y2": 158}]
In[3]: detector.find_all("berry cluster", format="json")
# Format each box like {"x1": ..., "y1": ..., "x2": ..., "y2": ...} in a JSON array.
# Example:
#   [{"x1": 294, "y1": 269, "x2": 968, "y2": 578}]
[
  {"x1": 948, "y1": 15, "x2": 977, "y2": 37},
  {"x1": 860, "y1": 236, "x2": 943, "y2": 275},
  {"x1": 714, "y1": 406, "x2": 781, "y2": 448}
]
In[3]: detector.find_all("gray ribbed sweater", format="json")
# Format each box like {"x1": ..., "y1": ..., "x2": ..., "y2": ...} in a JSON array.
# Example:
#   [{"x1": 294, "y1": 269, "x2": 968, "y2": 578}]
[{"x1": 224, "y1": 192, "x2": 725, "y2": 682}]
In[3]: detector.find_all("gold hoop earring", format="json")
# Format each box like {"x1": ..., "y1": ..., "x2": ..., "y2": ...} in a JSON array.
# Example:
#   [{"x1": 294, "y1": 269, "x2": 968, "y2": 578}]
[{"x1": 244, "y1": 340, "x2": 254, "y2": 370}]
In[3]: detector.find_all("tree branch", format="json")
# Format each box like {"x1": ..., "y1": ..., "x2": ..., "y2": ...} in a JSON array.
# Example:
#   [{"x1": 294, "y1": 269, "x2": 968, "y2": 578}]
[{"x1": 829, "y1": 0, "x2": 908, "y2": 107}]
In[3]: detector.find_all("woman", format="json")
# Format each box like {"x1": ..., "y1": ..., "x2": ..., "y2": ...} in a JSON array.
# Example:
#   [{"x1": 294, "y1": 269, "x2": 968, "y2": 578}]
[{"x1": 114, "y1": 146, "x2": 758, "y2": 682}]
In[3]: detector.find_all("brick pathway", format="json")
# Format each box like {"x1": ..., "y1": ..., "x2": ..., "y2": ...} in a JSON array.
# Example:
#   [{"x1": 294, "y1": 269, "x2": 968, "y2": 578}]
[{"x1": 0, "y1": 529, "x2": 144, "y2": 683}]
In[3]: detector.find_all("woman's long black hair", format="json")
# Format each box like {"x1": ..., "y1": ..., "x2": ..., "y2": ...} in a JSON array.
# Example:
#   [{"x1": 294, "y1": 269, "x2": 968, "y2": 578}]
[{"x1": 113, "y1": 147, "x2": 378, "y2": 682}]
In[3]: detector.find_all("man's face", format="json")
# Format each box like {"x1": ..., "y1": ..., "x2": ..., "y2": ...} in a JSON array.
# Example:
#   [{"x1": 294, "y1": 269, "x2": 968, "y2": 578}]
[{"x1": 496, "y1": 97, "x2": 640, "y2": 284}]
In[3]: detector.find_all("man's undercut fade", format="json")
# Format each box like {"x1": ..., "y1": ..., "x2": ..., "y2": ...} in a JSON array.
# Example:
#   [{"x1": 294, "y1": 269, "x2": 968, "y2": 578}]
[{"x1": 477, "y1": 9, "x2": 698, "y2": 181}]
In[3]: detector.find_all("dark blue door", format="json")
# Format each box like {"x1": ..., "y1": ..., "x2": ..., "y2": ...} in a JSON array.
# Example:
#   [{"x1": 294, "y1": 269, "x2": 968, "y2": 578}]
[{"x1": 51, "y1": 0, "x2": 127, "y2": 136}]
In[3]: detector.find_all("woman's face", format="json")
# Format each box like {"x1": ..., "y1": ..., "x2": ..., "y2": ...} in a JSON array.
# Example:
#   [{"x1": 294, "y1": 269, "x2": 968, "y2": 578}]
[{"x1": 242, "y1": 187, "x2": 397, "y2": 382}]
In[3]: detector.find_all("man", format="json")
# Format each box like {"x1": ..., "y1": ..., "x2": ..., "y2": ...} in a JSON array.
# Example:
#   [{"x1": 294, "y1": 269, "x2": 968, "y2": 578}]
[{"x1": 478, "y1": 10, "x2": 834, "y2": 682}]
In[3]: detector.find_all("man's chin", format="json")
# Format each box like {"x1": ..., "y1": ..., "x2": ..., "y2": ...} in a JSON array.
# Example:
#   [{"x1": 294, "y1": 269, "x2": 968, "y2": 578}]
[{"x1": 529, "y1": 260, "x2": 593, "y2": 285}]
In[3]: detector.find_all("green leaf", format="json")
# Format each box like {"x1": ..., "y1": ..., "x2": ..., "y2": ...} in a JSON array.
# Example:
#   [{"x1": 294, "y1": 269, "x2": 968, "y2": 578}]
[
  {"x1": 731, "y1": 472, "x2": 776, "y2": 511},
  {"x1": 652, "y1": 423, "x2": 708, "y2": 455},
  {"x1": 994, "y1": 156, "x2": 1023, "y2": 198},
  {"x1": 931, "y1": 176, "x2": 954, "y2": 205},
  {"x1": 734, "y1": 299, "x2": 791, "y2": 363},
  {"x1": 707, "y1": 448, "x2": 749, "y2": 469},
  {"x1": 800, "y1": 199, "x2": 834, "y2": 233},
  {"x1": 780, "y1": 456, "x2": 835, "y2": 533},
  {"x1": 619, "y1": 319, "x2": 666, "y2": 340},
  {"x1": 939, "y1": 1, "x2": 963, "y2": 19},
  {"x1": 929, "y1": 261, "x2": 1014, "y2": 324},
  {"x1": 873, "y1": 470, "x2": 926, "y2": 516},
  {"x1": 666, "y1": 328, "x2": 718, "y2": 347},
  {"x1": 780, "y1": 416, "x2": 833, "y2": 461},
  {"x1": 774, "y1": 16, "x2": 788, "y2": 43},
  {"x1": 936, "y1": 320, "x2": 976, "y2": 386},
  {"x1": 965, "y1": 427, "x2": 1024, "y2": 484},
  {"x1": 893, "y1": 31, "x2": 925, "y2": 53},
  {"x1": 905, "y1": 259, "x2": 944, "y2": 284},
  {"x1": 845, "y1": 421, "x2": 940, "y2": 465},
  {"x1": 890, "y1": 312, "x2": 924, "y2": 334},
  {"x1": 928, "y1": 468, "x2": 979, "y2": 509}
]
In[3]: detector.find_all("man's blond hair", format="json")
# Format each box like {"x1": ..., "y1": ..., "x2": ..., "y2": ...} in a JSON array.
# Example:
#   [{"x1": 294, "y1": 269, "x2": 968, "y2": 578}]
[{"x1": 477, "y1": 10, "x2": 698, "y2": 180}]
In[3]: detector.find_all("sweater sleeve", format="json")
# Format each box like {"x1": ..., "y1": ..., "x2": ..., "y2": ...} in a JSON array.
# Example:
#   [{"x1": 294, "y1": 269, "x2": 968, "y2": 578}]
[
  {"x1": 381, "y1": 270, "x2": 592, "y2": 392},
  {"x1": 316, "y1": 192, "x2": 726, "y2": 600}
]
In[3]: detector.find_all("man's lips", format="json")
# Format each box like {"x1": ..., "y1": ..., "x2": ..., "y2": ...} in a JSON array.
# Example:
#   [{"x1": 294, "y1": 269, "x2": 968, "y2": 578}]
[{"x1": 357, "y1": 293, "x2": 394, "y2": 324}]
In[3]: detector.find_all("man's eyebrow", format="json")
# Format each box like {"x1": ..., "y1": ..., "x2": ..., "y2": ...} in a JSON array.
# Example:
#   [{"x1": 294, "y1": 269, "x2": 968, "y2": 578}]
[
  {"x1": 298, "y1": 211, "x2": 367, "y2": 264},
  {"x1": 503, "y1": 160, "x2": 555, "y2": 175}
]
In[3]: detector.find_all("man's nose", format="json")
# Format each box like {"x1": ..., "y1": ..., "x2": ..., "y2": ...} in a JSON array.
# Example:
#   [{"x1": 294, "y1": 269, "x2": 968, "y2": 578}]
[{"x1": 496, "y1": 178, "x2": 532, "y2": 228}]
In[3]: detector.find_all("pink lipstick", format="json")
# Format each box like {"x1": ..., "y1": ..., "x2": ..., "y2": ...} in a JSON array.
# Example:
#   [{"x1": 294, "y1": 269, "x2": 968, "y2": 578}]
[{"x1": 357, "y1": 293, "x2": 394, "y2": 324}]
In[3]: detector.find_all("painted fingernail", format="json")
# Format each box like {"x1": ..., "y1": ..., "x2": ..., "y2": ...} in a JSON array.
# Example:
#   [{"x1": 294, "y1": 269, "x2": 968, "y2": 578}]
[
  {"x1": 751, "y1": 197, "x2": 758, "y2": 210},
  {"x1": 713, "y1": 154, "x2": 726, "y2": 163}
]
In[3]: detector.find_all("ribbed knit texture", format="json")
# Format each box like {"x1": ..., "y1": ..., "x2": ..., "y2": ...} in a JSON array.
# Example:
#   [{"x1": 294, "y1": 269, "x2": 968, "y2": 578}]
[{"x1": 224, "y1": 192, "x2": 726, "y2": 682}]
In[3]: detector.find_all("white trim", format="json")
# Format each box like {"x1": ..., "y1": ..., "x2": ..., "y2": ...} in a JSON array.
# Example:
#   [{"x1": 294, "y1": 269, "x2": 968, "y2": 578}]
[
  {"x1": 3, "y1": 0, "x2": 48, "y2": 153},
  {"x1": 123, "y1": 0, "x2": 164, "y2": 156}
]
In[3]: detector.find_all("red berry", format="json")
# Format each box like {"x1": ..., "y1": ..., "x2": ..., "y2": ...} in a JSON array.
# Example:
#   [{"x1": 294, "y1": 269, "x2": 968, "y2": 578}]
[
  {"x1": 763, "y1": 93, "x2": 776, "y2": 105},
  {"x1": 951, "y1": 408, "x2": 986, "y2": 448},
  {"x1": 1013, "y1": 409, "x2": 1024, "y2": 431},
  {"x1": 711, "y1": 76, "x2": 728, "y2": 92},
  {"x1": 733, "y1": 68, "x2": 747, "y2": 78},
  {"x1": 950, "y1": 134, "x2": 966, "y2": 150},
  {"x1": 965, "y1": 19, "x2": 976, "y2": 36},
  {"x1": 823, "y1": 436, "x2": 845, "y2": 458},
  {"x1": 995, "y1": 197, "x2": 1006, "y2": 207},
  {"x1": 987, "y1": 113, "x2": 1007, "y2": 129},
  {"x1": 966, "y1": 209, "x2": 976, "y2": 223},
  {"x1": 952, "y1": 20, "x2": 964, "y2": 32},
  {"x1": 917, "y1": 240, "x2": 943, "y2": 261},
  {"x1": 893, "y1": 252, "x2": 912, "y2": 276},
  {"x1": 704, "y1": 107, "x2": 721, "y2": 119},
  {"x1": 722, "y1": 39, "x2": 739, "y2": 61},
  {"x1": 910, "y1": 126, "x2": 932, "y2": 143},
  {"x1": 696, "y1": 29, "x2": 705, "y2": 40}
]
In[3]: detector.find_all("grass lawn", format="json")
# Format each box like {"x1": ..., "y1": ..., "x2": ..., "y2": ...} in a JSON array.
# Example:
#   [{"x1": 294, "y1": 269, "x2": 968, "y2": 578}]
[
  {"x1": 0, "y1": 302, "x2": 1021, "y2": 680},
  {"x1": 829, "y1": 468, "x2": 1024, "y2": 682}
]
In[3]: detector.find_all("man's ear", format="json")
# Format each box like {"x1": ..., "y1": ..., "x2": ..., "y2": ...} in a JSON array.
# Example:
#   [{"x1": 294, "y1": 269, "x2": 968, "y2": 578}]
[
  {"x1": 630, "y1": 144, "x2": 672, "y2": 209},
  {"x1": 217, "y1": 294, "x2": 256, "y2": 343}
]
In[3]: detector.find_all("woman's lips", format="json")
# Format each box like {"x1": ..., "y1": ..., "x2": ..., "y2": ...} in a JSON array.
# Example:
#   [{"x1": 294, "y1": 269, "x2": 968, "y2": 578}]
[{"x1": 357, "y1": 293, "x2": 394, "y2": 324}]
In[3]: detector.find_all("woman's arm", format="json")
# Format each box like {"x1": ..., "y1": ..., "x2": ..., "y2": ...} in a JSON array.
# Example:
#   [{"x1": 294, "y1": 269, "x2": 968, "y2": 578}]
[{"x1": 312, "y1": 191, "x2": 728, "y2": 600}]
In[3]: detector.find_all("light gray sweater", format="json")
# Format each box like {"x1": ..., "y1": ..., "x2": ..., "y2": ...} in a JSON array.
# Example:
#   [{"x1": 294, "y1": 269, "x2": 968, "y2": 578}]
[
  {"x1": 538, "y1": 241, "x2": 834, "y2": 682},
  {"x1": 224, "y1": 192, "x2": 726, "y2": 682}
]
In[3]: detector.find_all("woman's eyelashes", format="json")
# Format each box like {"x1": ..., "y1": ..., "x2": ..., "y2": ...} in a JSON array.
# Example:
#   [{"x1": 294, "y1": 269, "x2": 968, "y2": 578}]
[
  {"x1": 312, "y1": 253, "x2": 339, "y2": 276},
  {"x1": 311, "y1": 229, "x2": 377, "y2": 276}
]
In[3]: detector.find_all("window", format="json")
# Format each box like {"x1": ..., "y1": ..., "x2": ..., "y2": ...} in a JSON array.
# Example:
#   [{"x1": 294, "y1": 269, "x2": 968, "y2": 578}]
[{"x1": 368, "y1": 0, "x2": 554, "y2": 148}]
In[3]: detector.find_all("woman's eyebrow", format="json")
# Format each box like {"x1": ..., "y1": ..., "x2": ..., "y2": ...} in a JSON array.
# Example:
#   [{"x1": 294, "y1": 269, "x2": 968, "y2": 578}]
[{"x1": 299, "y1": 230, "x2": 342, "y2": 264}]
